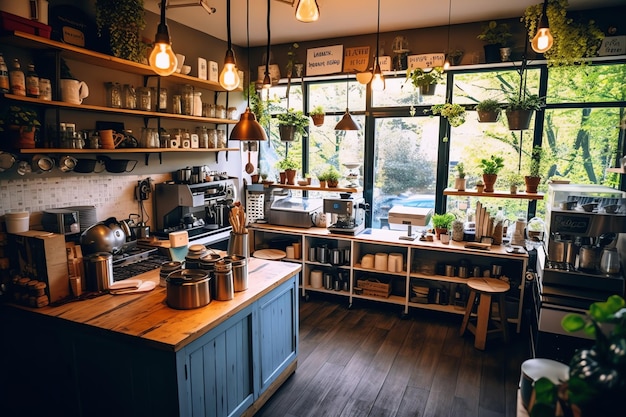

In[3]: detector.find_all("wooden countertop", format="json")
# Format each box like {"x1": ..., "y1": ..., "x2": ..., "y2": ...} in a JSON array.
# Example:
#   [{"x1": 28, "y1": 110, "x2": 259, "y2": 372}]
[
  {"x1": 250, "y1": 224, "x2": 528, "y2": 260},
  {"x1": 5, "y1": 258, "x2": 301, "y2": 352}
]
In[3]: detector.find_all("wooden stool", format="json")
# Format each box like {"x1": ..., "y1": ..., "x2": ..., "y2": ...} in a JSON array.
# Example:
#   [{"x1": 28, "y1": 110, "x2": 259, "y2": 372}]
[{"x1": 459, "y1": 278, "x2": 509, "y2": 350}]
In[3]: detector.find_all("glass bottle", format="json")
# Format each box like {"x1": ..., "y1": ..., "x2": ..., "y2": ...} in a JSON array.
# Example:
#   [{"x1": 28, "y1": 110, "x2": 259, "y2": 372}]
[
  {"x1": 26, "y1": 64, "x2": 39, "y2": 98},
  {"x1": 9, "y1": 58, "x2": 25, "y2": 96},
  {"x1": 0, "y1": 54, "x2": 11, "y2": 93}
]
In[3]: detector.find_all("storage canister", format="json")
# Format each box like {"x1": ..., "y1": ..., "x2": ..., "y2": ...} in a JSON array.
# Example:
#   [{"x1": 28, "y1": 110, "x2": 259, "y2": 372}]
[
  {"x1": 84, "y1": 252, "x2": 113, "y2": 292},
  {"x1": 213, "y1": 259, "x2": 234, "y2": 301},
  {"x1": 166, "y1": 269, "x2": 211, "y2": 309},
  {"x1": 224, "y1": 255, "x2": 247, "y2": 292},
  {"x1": 160, "y1": 261, "x2": 183, "y2": 287}
]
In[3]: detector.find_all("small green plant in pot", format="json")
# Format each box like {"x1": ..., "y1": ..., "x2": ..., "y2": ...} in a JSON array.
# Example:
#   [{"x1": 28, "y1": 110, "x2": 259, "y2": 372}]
[
  {"x1": 277, "y1": 108, "x2": 309, "y2": 141},
  {"x1": 309, "y1": 105, "x2": 325, "y2": 127},
  {"x1": 475, "y1": 99, "x2": 502, "y2": 123},
  {"x1": 431, "y1": 212, "x2": 455, "y2": 239},
  {"x1": 276, "y1": 156, "x2": 300, "y2": 185},
  {"x1": 322, "y1": 166, "x2": 341, "y2": 188},
  {"x1": 406, "y1": 67, "x2": 444, "y2": 96},
  {"x1": 506, "y1": 93, "x2": 545, "y2": 130},
  {"x1": 477, "y1": 20, "x2": 512, "y2": 63},
  {"x1": 454, "y1": 162, "x2": 467, "y2": 191},
  {"x1": 429, "y1": 103, "x2": 466, "y2": 127},
  {"x1": 96, "y1": 0, "x2": 147, "y2": 63},
  {"x1": 525, "y1": 145, "x2": 545, "y2": 193},
  {"x1": 478, "y1": 155, "x2": 505, "y2": 192},
  {"x1": 0, "y1": 105, "x2": 41, "y2": 149}
]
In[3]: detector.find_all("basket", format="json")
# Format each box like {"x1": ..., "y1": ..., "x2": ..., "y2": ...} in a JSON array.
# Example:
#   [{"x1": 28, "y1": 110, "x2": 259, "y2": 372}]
[{"x1": 357, "y1": 278, "x2": 391, "y2": 298}]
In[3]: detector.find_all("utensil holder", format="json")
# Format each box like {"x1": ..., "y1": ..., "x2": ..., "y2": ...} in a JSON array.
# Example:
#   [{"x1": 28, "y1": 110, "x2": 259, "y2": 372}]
[{"x1": 228, "y1": 232, "x2": 249, "y2": 258}]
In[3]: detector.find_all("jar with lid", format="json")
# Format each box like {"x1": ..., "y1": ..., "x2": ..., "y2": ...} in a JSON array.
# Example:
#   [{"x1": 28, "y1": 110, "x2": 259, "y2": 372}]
[
  {"x1": 217, "y1": 129, "x2": 226, "y2": 148},
  {"x1": 197, "y1": 127, "x2": 209, "y2": 148},
  {"x1": 122, "y1": 84, "x2": 136, "y2": 109},
  {"x1": 172, "y1": 94, "x2": 182, "y2": 114},
  {"x1": 105, "y1": 82, "x2": 122, "y2": 108},
  {"x1": 157, "y1": 87, "x2": 167, "y2": 112},
  {"x1": 0, "y1": 53, "x2": 9, "y2": 93},
  {"x1": 137, "y1": 86, "x2": 151, "y2": 111},
  {"x1": 26, "y1": 64, "x2": 39, "y2": 98},
  {"x1": 207, "y1": 128, "x2": 217, "y2": 148},
  {"x1": 9, "y1": 58, "x2": 25, "y2": 96},
  {"x1": 206, "y1": 103, "x2": 216, "y2": 118},
  {"x1": 227, "y1": 107, "x2": 238, "y2": 120},
  {"x1": 181, "y1": 84, "x2": 194, "y2": 115},
  {"x1": 215, "y1": 104, "x2": 226, "y2": 119},
  {"x1": 192, "y1": 92, "x2": 203, "y2": 116}
]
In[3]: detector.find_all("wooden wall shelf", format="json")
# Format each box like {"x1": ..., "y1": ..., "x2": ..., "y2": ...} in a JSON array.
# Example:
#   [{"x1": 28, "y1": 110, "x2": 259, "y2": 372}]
[{"x1": 443, "y1": 188, "x2": 544, "y2": 200}]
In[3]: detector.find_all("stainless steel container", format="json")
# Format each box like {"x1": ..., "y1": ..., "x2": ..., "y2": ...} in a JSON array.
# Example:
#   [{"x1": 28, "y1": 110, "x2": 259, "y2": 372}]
[
  {"x1": 224, "y1": 255, "x2": 247, "y2": 292},
  {"x1": 317, "y1": 246, "x2": 329, "y2": 264},
  {"x1": 160, "y1": 261, "x2": 183, "y2": 287},
  {"x1": 213, "y1": 259, "x2": 234, "y2": 301},
  {"x1": 330, "y1": 248, "x2": 343, "y2": 265},
  {"x1": 84, "y1": 252, "x2": 113, "y2": 292},
  {"x1": 166, "y1": 269, "x2": 211, "y2": 309}
]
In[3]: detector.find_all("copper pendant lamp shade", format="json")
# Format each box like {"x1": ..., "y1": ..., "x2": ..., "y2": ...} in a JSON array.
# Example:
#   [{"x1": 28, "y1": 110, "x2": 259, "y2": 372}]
[
  {"x1": 335, "y1": 109, "x2": 360, "y2": 131},
  {"x1": 230, "y1": 108, "x2": 268, "y2": 141}
]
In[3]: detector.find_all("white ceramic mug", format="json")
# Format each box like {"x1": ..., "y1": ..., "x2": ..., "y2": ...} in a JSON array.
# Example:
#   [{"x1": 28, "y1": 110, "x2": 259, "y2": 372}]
[{"x1": 60, "y1": 79, "x2": 89, "y2": 104}]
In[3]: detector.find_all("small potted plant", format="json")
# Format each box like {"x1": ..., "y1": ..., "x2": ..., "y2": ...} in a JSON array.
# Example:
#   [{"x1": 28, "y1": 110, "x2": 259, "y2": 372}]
[
  {"x1": 323, "y1": 166, "x2": 341, "y2": 188},
  {"x1": 475, "y1": 99, "x2": 502, "y2": 123},
  {"x1": 506, "y1": 173, "x2": 524, "y2": 194},
  {"x1": 406, "y1": 67, "x2": 444, "y2": 96},
  {"x1": 429, "y1": 103, "x2": 466, "y2": 127},
  {"x1": 431, "y1": 212, "x2": 455, "y2": 239},
  {"x1": 316, "y1": 170, "x2": 328, "y2": 188},
  {"x1": 0, "y1": 105, "x2": 41, "y2": 150},
  {"x1": 477, "y1": 20, "x2": 512, "y2": 63},
  {"x1": 277, "y1": 108, "x2": 309, "y2": 142},
  {"x1": 454, "y1": 162, "x2": 466, "y2": 191},
  {"x1": 478, "y1": 155, "x2": 505, "y2": 192},
  {"x1": 505, "y1": 93, "x2": 544, "y2": 130},
  {"x1": 475, "y1": 179, "x2": 485, "y2": 193},
  {"x1": 304, "y1": 172, "x2": 312, "y2": 185},
  {"x1": 525, "y1": 145, "x2": 545, "y2": 194},
  {"x1": 447, "y1": 49, "x2": 464, "y2": 66},
  {"x1": 309, "y1": 105, "x2": 325, "y2": 127},
  {"x1": 276, "y1": 156, "x2": 300, "y2": 185}
]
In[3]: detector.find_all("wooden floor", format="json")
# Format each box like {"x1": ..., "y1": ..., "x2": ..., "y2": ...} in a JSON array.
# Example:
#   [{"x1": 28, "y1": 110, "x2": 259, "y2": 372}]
[{"x1": 256, "y1": 293, "x2": 531, "y2": 417}]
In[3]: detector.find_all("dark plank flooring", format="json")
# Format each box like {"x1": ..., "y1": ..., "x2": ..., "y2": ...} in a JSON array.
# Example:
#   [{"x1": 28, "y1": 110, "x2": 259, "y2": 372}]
[{"x1": 256, "y1": 294, "x2": 531, "y2": 417}]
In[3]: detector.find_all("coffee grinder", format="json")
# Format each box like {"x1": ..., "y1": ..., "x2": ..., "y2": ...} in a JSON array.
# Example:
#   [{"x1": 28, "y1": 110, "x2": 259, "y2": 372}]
[{"x1": 324, "y1": 196, "x2": 367, "y2": 235}]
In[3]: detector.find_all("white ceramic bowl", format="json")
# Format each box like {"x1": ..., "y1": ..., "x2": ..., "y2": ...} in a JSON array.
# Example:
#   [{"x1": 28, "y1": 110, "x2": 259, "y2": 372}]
[{"x1": 181, "y1": 65, "x2": 191, "y2": 75}]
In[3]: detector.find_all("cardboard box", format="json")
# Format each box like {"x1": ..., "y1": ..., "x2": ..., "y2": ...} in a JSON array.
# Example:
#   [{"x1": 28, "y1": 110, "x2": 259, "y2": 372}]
[
  {"x1": 8, "y1": 231, "x2": 70, "y2": 303},
  {"x1": 388, "y1": 206, "x2": 433, "y2": 231}
]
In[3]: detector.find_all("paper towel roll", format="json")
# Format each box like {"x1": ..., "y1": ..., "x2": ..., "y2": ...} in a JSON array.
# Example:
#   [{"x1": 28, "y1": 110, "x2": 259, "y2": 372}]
[
  {"x1": 310, "y1": 270, "x2": 323, "y2": 288},
  {"x1": 388, "y1": 253, "x2": 403, "y2": 272},
  {"x1": 374, "y1": 253, "x2": 388, "y2": 271},
  {"x1": 361, "y1": 254, "x2": 374, "y2": 269}
]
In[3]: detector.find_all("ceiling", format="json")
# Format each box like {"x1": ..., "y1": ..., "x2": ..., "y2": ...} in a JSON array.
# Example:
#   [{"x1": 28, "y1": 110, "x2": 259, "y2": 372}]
[{"x1": 144, "y1": 0, "x2": 623, "y2": 47}]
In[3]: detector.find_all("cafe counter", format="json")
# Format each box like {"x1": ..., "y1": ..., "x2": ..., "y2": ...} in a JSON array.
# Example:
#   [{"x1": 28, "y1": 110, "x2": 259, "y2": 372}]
[{"x1": 0, "y1": 258, "x2": 301, "y2": 417}]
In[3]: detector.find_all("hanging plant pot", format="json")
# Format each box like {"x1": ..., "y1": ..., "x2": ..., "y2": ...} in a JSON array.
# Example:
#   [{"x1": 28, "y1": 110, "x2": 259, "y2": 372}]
[
  {"x1": 477, "y1": 109, "x2": 500, "y2": 123},
  {"x1": 279, "y1": 124, "x2": 297, "y2": 142},
  {"x1": 419, "y1": 83, "x2": 436, "y2": 96},
  {"x1": 524, "y1": 176, "x2": 541, "y2": 194},
  {"x1": 482, "y1": 174, "x2": 498, "y2": 192},
  {"x1": 483, "y1": 44, "x2": 501, "y2": 64},
  {"x1": 311, "y1": 114, "x2": 325, "y2": 127},
  {"x1": 506, "y1": 109, "x2": 534, "y2": 130}
]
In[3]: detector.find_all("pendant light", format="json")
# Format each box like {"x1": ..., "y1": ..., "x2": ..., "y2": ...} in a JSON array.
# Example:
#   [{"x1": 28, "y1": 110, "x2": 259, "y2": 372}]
[
  {"x1": 219, "y1": 0, "x2": 240, "y2": 91},
  {"x1": 335, "y1": 75, "x2": 361, "y2": 131},
  {"x1": 443, "y1": 0, "x2": 452, "y2": 70},
  {"x1": 531, "y1": 0, "x2": 554, "y2": 53},
  {"x1": 370, "y1": 0, "x2": 385, "y2": 91},
  {"x1": 149, "y1": 0, "x2": 178, "y2": 76},
  {"x1": 262, "y1": 0, "x2": 272, "y2": 89},
  {"x1": 230, "y1": 0, "x2": 267, "y2": 141},
  {"x1": 295, "y1": 0, "x2": 319, "y2": 23}
]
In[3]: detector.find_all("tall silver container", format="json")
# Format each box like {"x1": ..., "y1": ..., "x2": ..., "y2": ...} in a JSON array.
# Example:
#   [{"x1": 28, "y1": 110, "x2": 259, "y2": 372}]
[
  {"x1": 227, "y1": 232, "x2": 249, "y2": 258},
  {"x1": 213, "y1": 259, "x2": 234, "y2": 300},
  {"x1": 224, "y1": 255, "x2": 247, "y2": 292},
  {"x1": 84, "y1": 252, "x2": 114, "y2": 292}
]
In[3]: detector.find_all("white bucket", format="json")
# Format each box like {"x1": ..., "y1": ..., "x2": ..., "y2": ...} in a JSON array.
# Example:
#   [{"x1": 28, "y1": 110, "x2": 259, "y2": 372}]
[{"x1": 5, "y1": 211, "x2": 29, "y2": 233}]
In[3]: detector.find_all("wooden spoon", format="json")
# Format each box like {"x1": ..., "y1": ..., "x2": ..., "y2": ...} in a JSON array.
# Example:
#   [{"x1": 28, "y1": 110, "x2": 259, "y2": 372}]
[{"x1": 245, "y1": 148, "x2": 254, "y2": 174}]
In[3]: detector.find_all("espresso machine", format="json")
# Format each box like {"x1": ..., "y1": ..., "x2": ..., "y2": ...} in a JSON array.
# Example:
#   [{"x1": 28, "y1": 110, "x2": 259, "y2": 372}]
[
  {"x1": 154, "y1": 179, "x2": 236, "y2": 245},
  {"x1": 324, "y1": 196, "x2": 368, "y2": 235},
  {"x1": 532, "y1": 183, "x2": 626, "y2": 361}
]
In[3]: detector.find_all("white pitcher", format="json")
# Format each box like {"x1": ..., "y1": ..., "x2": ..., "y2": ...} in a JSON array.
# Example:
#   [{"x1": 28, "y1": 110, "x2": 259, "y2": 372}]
[{"x1": 60, "y1": 79, "x2": 89, "y2": 104}]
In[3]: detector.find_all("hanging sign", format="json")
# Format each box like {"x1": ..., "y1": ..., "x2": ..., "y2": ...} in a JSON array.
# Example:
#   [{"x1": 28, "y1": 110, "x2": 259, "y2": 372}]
[
  {"x1": 407, "y1": 53, "x2": 445, "y2": 70},
  {"x1": 343, "y1": 46, "x2": 370, "y2": 73},
  {"x1": 306, "y1": 45, "x2": 343, "y2": 76},
  {"x1": 377, "y1": 56, "x2": 392, "y2": 71},
  {"x1": 598, "y1": 36, "x2": 626, "y2": 56}
]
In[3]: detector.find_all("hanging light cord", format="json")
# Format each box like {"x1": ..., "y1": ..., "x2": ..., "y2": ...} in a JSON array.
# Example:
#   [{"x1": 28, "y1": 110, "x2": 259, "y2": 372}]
[
  {"x1": 226, "y1": 0, "x2": 232, "y2": 51},
  {"x1": 265, "y1": 0, "x2": 271, "y2": 76},
  {"x1": 246, "y1": 0, "x2": 250, "y2": 104},
  {"x1": 375, "y1": 0, "x2": 380, "y2": 66},
  {"x1": 446, "y1": 0, "x2": 451, "y2": 56}
]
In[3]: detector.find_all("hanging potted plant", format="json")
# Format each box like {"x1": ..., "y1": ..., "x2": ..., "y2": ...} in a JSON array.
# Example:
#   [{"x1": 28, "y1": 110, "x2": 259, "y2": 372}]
[
  {"x1": 309, "y1": 105, "x2": 325, "y2": 127},
  {"x1": 0, "y1": 105, "x2": 41, "y2": 150},
  {"x1": 477, "y1": 20, "x2": 512, "y2": 63},
  {"x1": 505, "y1": 93, "x2": 544, "y2": 130},
  {"x1": 95, "y1": 0, "x2": 147, "y2": 63},
  {"x1": 454, "y1": 162, "x2": 467, "y2": 191},
  {"x1": 478, "y1": 154, "x2": 505, "y2": 192},
  {"x1": 431, "y1": 212, "x2": 455, "y2": 239},
  {"x1": 475, "y1": 99, "x2": 502, "y2": 122},
  {"x1": 429, "y1": 103, "x2": 467, "y2": 127},
  {"x1": 406, "y1": 67, "x2": 444, "y2": 96},
  {"x1": 277, "y1": 108, "x2": 309, "y2": 142},
  {"x1": 276, "y1": 156, "x2": 300, "y2": 185},
  {"x1": 525, "y1": 145, "x2": 545, "y2": 193}
]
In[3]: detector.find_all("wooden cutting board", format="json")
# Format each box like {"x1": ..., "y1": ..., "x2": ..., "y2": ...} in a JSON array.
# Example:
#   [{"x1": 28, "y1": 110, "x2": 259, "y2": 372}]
[{"x1": 253, "y1": 249, "x2": 287, "y2": 260}]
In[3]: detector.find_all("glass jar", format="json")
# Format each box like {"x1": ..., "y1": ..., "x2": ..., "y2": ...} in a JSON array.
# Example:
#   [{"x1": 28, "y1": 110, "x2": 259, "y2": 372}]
[
  {"x1": 137, "y1": 86, "x2": 151, "y2": 111},
  {"x1": 105, "y1": 82, "x2": 121, "y2": 108},
  {"x1": 198, "y1": 126, "x2": 209, "y2": 148},
  {"x1": 123, "y1": 84, "x2": 136, "y2": 109},
  {"x1": 193, "y1": 92, "x2": 203, "y2": 116},
  {"x1": 207, "y1": 128, "x2": 217, "y2": 148},
  {"x1": 206, "y1": 103, "x2": 216, "y2": 118},
  {"x1": 215, "y1": 104, "x2": 226, "y2": 119},
  {"x1": 181, "y1": 84, "x2": 194, "y2": 115},
  {"x1": 217, "y1": 129, "x2": 226, "y2": 148},
  {"x1": 172, "y1": 95, "x2": 182, "y2": 114},
  {"x1": 158, "y1": 87, "x2": 167, "y2": 112},
  {"x1": 227, "y1": 107, "x2": 238, "y2": 120}
]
